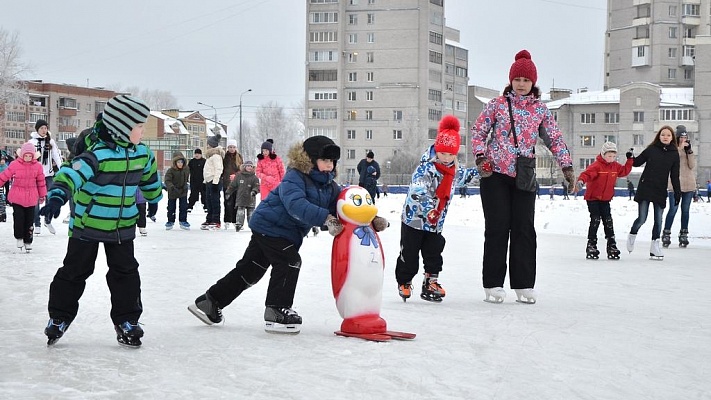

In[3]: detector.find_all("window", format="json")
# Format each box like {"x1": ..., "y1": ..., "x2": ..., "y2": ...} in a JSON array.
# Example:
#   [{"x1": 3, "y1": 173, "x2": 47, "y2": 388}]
[
  {"x1": 684, "y1": 28, "x2": 695, "y2": 38},
  {"x1": 4, "y1": 129, "x2": 25, "y2": 139},
  {"x1": 604, "y1": 112, "x2": 619, "y2": 124},
  {"x1": 669, "y1": 27, "x2": 677, "y2": 38},
  {"x1": 683, "y1": 4, "x2": 700, "y2": 16},
  {"x1": 311, "y1": 12, "x2": 338, "y2": 23},
  {"x1": 428, "y1": 109, "x2": 442, "y2": 121},
  {"x1": 309, "y1": 31, "x2": 338, "y2": 42},
  {"x1": 635, "y1": 26, "x2": 649, "y2": 39},
  {"x1": 429, "y1": 50, "x2": 442, "y2": 65},
  {"x1": 348, "y1": 14, "x2": 358, "y2": 25},
  {"x1": 347, "y1": 91, "x2": 357, "y2": 101},
  {"x1": 347, "y1": 129, "x2": 356, "y2": 140},
  {"x1": 637, "y1": 46, "x2": 646, "y2": 57},
  {"x1": 633, "y1": 111, "x2": 644, "y2": 123},
  {"x1": 365, "y1": 129, "x2": 373, "y2": 140},
  {"x1": 684, "y1": 69, "x2": 694, "y2": 80},
  {"x1": 637, "y1": 4, "x2": 650, "y2": 18},
  {"x1": 6, "y1": 111, "x2": 24, "y2": 122},
  {"x1": 429, "y1": 31, "x2": 443, "y2": 45},
  {"x1": 579, "y1": 158, "x2": 596, "y2": 170},
  {"x1": 393, "y1": 130, "x2": 403, "y2": 140},
  {"x1": 365, "y1": 110, "x2": 373, "y2": 120},
  {"x1": 668, "y1": 48, "x2": 677, "y2": 58},
  {"x1": 366, "y1": 52, "x2": 374, "y2": 63},
  {"x1": 604, "y1": 135, "x2": 616, "y2": 143},
  {"x1": 348, "y1": 33, "x2": 358, "y2": 44},
  {"x1": 633, "y1": 134, "x2": 645, "y2": 145},
  {"x1": 455, "y1": 67, "x2": 467, "y2": 78},
  {"x1": 455, "y1": 100, "x2": 467, "y2": 112},
  {"x1": 348, "y1": 72, "x2": 357, "y2": 82},
  {"x1": 684, "y1": 45, "x2": 695, "y2": 57},
  {"x1": 368, "y1": 0, "x2": 375, "y2": 4},
  {"x1": 659, "y1": 108, "x2": 694, "y2": 121},
  {"x1": 347, "y1": 149, "x2": 356, "y2": 160},
  {"x1": 348, "y1": 53, "x2": 358, "y2": 63},
  {"x1": 366, "y1": 72, "x2": 374, "y2": 82},
  {"x1": 311, "y1": 108, "x2": 338, "y2": 119},
  {"x1": 668, "y1": 68, "x2": 677, "y2": 79},
  {"x1": 308, "y1": 127, "x2": 336, "y2": 138},
  {"x1": 428, "y1": 129, "x2": 438, "y2": 140},
  {"x1": 366, "y1": 91, "x2": 373, "y2": 101},
  {"x1": 309, "y1": 69, "x2": 338, "y2": 81},
  {"x1": 393, "y1": 110, "x2": 402, "y2": 121},
  {"x1": 428, "y1": 89, "x2": 442, "y2": 102},
  {"x1": 669, "y1": 5, "x2": 677, "y2": 16},
  {"x1": 580, "y1": 113, "x2": 596, "y2": 124},
  {"x1": 347, "y1": 110, "x2": 357, "y2": 120},
  {"x1": 367, "y1": 32, "x2": 375, "y2": 43},
  {"x1": 367, "y1": 13, "x2": 375, "y2": 24},
  {"x1": 309, "y1": 50, "x2": 338, "y2": 62},
  {"x1": 580, "y1": 135, "x2": 596, "y2": 147}
]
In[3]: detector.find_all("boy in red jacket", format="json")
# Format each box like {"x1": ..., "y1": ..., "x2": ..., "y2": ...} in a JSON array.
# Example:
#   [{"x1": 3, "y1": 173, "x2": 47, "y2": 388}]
[{"x1": 576, "y1": 142, "x2": 633, "y2": 259}]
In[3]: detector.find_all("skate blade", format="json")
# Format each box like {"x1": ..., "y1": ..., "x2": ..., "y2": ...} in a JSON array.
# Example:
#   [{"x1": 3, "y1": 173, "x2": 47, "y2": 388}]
[
  {"x1": 649, "y1": 255, "x2": 664, "y2": 261},
  {"x1": 265, "y1": 322, "x2": 301, "y2": 334},
  {"x1": 516, "y1": 299, "x2": 537, "y2": 304},
  {"x1": 47, "y1": 337, "x2": 61, "y2": 346},
  {"x1": 187, "y1": 304, "x2": 215, "y2": 326},
  {"x1": 483, "y1": 298, "x2": 504, "y2": 304},
  {"x1": 117, "y1": 338, "x2": 142, "y2": 348}
]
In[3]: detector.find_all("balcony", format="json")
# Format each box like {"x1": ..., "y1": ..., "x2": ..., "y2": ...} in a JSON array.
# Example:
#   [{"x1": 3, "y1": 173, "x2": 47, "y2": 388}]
[
  {"x1": 58, "y1": 125, "x2": 77, "y2": 133},
  {"x1": 682, "y1": 15, "x2": 701, "y2": 26},
  {"x1": 681, "y1": 56, "x2": 695, "y2": 67},
  {"x1": 632, "y1": 17, "x2": 650, "y2": 27},
  {"x1": 632, "y1": 0, "x2": 651, "y2": 4},
  {"x1": 58, "y1": 107, "x2": 77, "y2": 117}
]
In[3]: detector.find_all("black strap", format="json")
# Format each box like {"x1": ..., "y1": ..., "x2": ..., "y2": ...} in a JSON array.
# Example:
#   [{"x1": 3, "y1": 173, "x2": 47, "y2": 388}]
[{"x1": 506, "y1": 97, "x2": 519, "y2": 151}]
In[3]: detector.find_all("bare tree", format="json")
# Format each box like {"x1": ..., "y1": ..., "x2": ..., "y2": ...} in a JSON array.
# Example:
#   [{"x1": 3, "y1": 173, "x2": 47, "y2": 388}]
[
  {"x1": 255, "y1": 101, "x2": 302, "y2": 155},
  {"x1": 140, "y1": 89, "x2": 178, "y2": 110},
  {"x1": 0, "y1": 29, "x2": 29, "y2": 112},
  {"x1": 384, "y1": 111, "x2": 428, "y2": 184}
]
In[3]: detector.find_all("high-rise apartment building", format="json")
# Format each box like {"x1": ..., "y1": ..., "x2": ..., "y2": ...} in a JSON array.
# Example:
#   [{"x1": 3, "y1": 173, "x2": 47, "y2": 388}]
[{"x1": 304, "y1": 0, "x2": 469, "y2": 184}]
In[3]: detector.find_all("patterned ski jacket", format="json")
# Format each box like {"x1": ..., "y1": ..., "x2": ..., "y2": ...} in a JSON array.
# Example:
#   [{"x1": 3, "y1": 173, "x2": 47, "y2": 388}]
[
  {"x1": 471, "y1": 92, "x2": 572, "y2": 177},
  {"x1": 256, "y1": 152, "x2": 285, "y2": 200},
  {"x1": 578, "y1": 154, "x2": 633, "y2": 202},
  {"x1": 400, "y1": 146, "x2": 456, "y2": 233},
  {"x1": 46, "y1": 123, "x2": 163, "y2": 242},
  {"x1": 0, "y1": 156, "x2": 47, "y2": 207}
]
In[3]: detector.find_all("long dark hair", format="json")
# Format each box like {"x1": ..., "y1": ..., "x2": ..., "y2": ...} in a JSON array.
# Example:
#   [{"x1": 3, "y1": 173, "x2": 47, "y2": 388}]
[
  {"x1": 649, "y1": 125, "x2": 678, "y2": 149},
  {"x1": 503, "y1": 84, "x2": 541, "y2": 99}
]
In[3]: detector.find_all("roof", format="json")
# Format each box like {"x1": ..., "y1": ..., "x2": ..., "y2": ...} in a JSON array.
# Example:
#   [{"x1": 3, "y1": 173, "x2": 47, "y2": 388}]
[
  {"x1": 149, "y1": 111, "x2": 189, "y2": 135},
  {"x1": 545, "y1": 87, "x2": 694, "y2": 110}
]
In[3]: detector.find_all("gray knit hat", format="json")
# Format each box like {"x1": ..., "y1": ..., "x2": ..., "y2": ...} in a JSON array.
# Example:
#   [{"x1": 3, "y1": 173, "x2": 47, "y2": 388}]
[
  {"x1": 600, "y1": 141, "x2": 617, "y2": 155},
  {"x1": 102, "y1": 95, "x2": 150, "y2": 143},
  {"x1": 207, "y1": 134, "x2": 221, "y2": 148}
]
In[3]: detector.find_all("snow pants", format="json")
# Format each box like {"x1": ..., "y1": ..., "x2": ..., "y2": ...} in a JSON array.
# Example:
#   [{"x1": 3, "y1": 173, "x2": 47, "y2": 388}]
[
  {"x1": 48, "y1": 238, "x2": 142, "y2": 325},
  {"x1": 208, "y1": 234, "x2": 301, "y2": 309},
  {"x1": 394, "y1": 222, "x2": 445, "y2": 285},
  {"x1": 12, "y1": 204, "x2": 35, "y2": 243},
  {"x1": 479, "y1": 172, "x2": 537, "y2": 289}
]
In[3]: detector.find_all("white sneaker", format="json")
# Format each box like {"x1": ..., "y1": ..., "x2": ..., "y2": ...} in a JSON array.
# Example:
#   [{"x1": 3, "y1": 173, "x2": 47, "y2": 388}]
[
  {"x1": 44, "y1": 222, "x2": 56, "y2": 235},
  {"x1": 626, "y1": 233, "x2": 636, "y2": 253},
  {"x1": 17, "y1": 239, "x2": 23, "y2": 248},
  {"x1": 514, "y1": 288, "x2": 537, "y2": 304},
  {"x1": 484, "y1": 287, "x2": 506, "y2": 303},
  {"x1": 650, "y1": 239, "x2": 663, "y2": 259}
]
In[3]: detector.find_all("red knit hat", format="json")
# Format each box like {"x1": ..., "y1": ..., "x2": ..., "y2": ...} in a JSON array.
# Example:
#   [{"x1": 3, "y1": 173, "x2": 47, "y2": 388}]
[
  {"x1": 509, "y1": 50, "x2": 538, "y2": 86},
  {"x1": 434, "y1": 115, "x2": 461, "y2": 154}
]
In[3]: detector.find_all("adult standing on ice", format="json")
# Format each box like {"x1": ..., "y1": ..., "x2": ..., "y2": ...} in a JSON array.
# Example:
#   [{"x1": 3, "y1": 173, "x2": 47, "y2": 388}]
[
  {"x1": 470, "y1": 49, "x2": 574, "y2": 304},
  {"x1": 660, "y1": 125, "x2": 695, "y2": 248}
]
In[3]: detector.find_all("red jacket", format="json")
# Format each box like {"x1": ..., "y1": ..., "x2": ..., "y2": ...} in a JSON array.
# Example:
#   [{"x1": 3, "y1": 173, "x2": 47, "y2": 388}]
[{"x1": 578, "y1": 154, "x2": 633, "y2": 201}]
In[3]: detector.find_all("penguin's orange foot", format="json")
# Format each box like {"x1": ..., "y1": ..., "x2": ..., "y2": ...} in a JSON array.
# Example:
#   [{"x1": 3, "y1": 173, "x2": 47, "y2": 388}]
[{"x1": 340, "y1": 315, "x2": 386, "y2": 334}]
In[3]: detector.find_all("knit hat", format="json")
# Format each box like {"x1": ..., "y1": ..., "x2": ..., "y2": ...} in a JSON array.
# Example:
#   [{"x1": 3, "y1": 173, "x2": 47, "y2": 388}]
[
  {"x1": 434, "y1": 115, "x2": 461, "y2": 154},
  {"x1": 261, "y1": 140, "x2": 273, "y2": 152},
  {"x1": 102, "y1": 95, "x2": 150, "y2": 143},
  {"x1": 207, "y1": 134, "x2": 221, "y2": 148},
  {"x1": 600, "y1": 141, "x2": 617, "y2": 155},
  {"x1": 243, "y1": 160, "x2": 254, "y2": 167},
  {"x1": 21, "y1": 142, "x2": 37, "y2": 158},
  {"x1": 366, "y1": 151, "x2": 375, "y2": 159},
  {"x1": 35, "y1": 119, "x2": 48, "y2": 132},
  {"x1": 676, "y1": 125, "x2": 688, "y2": 137},
  {"x1": 303, "y1": 136, "x2": 340, "y2": 164},
  {"x1": 509, "y1": 50, "x2": 538, "y2": 86},
  {"x1": 194, "y1": 148, "x2": 202, "y2": 154},
  {"x1": 227, "y1": 139, "x2": 238, "y2": 148}
]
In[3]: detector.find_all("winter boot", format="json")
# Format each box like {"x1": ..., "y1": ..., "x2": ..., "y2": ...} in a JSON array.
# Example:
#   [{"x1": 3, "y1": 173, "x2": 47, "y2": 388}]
[
  {"x1": 661, "y1": 229, "x2": 672, "y2": 248},
  {"x1": 398, "y1": 282, "x2": 413, "y2": 302},
  {"x1": 264, "y1": 306, "x2": 302, "y2": 334},
  {"x1": 586, "y1": 239, "x2": 600, "y2": 259},
  {"x1": 626, "y1": 233, "x2": 637, "y2": 253},
  {"x1": 606, "y1": 238, "x2": 621, "y2": 260},
  {"x1": 650, "y1": 239, "x2": 664, "y2": 260},
  {"x1": 679, "y1": 229, "x2": 689, "y2": 248},
  {"x1": 114, "y1": 321, "x2": 144, "y2": 348},
  {"x1": 420, "y1": 273, "x2": 445, "y2": 302},
  {"x1": 188, "y1": 292, "x2": 223, "y2": 325},
  {"x1": 45, "y1": 318, "x2": 70, "y2": 345}
]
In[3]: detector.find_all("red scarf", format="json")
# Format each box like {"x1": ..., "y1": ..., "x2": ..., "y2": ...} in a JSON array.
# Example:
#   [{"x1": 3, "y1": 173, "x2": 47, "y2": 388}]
[{"x1": 434, "y1": 162, "x2": 456, "y2": 215}]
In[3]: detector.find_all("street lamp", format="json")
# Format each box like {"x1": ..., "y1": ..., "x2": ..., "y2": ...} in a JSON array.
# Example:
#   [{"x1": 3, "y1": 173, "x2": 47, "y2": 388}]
[
  {"x1": 239, "y1": 89, "x2": 252, "y2": 156},
  {"x1": 197, "y1": 101, "x2": 220, "y2": 139}
]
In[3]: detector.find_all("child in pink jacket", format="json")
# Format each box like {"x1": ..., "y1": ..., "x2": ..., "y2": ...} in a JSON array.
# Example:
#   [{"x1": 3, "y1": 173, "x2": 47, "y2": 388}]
[{"x1": 0, "y1": 142, "x2": 47, "y2": 250}]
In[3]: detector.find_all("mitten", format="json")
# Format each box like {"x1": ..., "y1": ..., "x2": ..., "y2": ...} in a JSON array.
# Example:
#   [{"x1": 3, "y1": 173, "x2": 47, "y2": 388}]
[
  {"x1": 684, "y1": 142, "x2": 693, "y2": 154},
  {"x1": 372, "y1": 216, "x2": 389, "y2": 232},
  {"x1": 562, "y1": 167, "x2": 576, "y2": 194},
  {"x1": 674, "y1": 192, "x2": 681, "y2": 207},
  {"x1": 426, "y1": 209, "x2": 441, "y2": 225},
  {"x1": 39, "y1": 197, "x2": 63, "y2": 219},
  {"x1": 325, "y1": 214, "x2": 344, "y2": 236},
  {"x1": 626, "y1": 149, "x2": 634, "y2": 159},
  {"x1": 475, "y1": 154, "x2": 493, "y2": 178}
]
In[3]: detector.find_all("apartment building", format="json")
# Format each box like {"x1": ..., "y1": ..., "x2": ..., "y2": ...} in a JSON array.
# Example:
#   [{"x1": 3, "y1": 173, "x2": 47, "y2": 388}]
[{"x1": 304, "y1": 0, "x2": 469, "y2": 184}]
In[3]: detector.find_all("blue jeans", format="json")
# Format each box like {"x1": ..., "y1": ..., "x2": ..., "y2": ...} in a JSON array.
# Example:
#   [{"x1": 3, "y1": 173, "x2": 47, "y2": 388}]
[
  {"x1": 166, "y1": 196, "x2": 188, "y2": 223},
  {"x1": 663, "y1": 191, "x2": 693, "y2": 231},
  {"x1": 205, "y1": 182, "x2": 222, "y2": 224},
  {"x1": 630, "y1": 200, "x2": 664, "y2": 240}
]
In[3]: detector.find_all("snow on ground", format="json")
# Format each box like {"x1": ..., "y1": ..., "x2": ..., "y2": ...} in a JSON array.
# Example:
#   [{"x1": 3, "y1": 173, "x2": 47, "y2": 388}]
[{"x1": 1, "y1": 193, "x2": 710, "y2": 399}]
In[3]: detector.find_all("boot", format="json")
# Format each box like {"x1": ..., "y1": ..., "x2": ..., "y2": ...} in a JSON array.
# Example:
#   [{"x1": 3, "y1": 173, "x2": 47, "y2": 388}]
[
  {"x1": 679, "y1": 229, "x2": 689, "y2": 247},
  {"x1": 188, "y1": 292, "x2": 223, "y2": 325},
  {"x1": 586, "y1": 239, "x2": 600, "y2": 259},
  {"x1": 626, "y1": 233, "x2": 636, "y2": 253},
  {"x1": 420, "y1": 273, "x2": 445, "y2": 302},
  {"x1": 650, "y1": 239, "x2": 663, "y2": 260},
  {"x1": 606, "y1": 238, "x2": 620, "y2": 259},
  {"x1": 661, "y1": 229, "x2": 671, "y2": 248}
]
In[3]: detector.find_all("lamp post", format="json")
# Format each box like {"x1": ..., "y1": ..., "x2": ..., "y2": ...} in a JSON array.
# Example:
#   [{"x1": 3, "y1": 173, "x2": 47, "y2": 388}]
[
  {"x1": 197, "y1": 101, "x2": 220, "y2": 144},
  {"x1": 239, "y1": 89, "x2": 252, "y2": 156}
]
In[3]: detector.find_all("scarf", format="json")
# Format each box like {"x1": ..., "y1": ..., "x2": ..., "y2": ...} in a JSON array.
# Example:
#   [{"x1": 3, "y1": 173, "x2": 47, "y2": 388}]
[{"x1": 433, "y1": 161, "x2": 456, "y2": 216}]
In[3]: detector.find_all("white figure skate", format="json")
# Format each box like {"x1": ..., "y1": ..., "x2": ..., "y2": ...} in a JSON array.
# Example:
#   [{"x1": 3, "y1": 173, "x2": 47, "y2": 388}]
[
  {"x1": 515, "y1": 288, "x2": 537, "y2": 304},
  {"x1": 484, "y1": 287, "x2": 506, "y2": 303}
]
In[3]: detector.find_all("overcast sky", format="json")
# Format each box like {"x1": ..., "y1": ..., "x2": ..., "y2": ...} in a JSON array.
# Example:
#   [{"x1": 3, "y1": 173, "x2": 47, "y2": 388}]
[{"x1": 2, "y1": 0, "x2": 606, "y2": 136}]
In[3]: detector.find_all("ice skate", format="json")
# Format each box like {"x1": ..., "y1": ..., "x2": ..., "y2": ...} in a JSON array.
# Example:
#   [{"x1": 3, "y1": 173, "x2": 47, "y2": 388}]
[
  {"x1": 44, "y1": 222, "x2": 56, "y2": 235},
  {"x1": 606, "y1": 238, "x2": 621, "y2": 260},
  {"x1": 398, "y1": 282, "x2": 412, "y2": 302},
  {"x1": 650, "y1": 239, "x2": 663, "y2": 260},
  {"x1": 62, "y1": 215, "x2": 70, "y2": 224},
  {"x1": 165, "y1": 222, "x2": 174, "y2": 230},
  {"x1": 179, "y1": 221, "x2": 190, "y2": 230},
  {"x1": 34, "y1": 225, "x2": 40, "y2": 235},
  {"x1": 264, "y1": 306, "x2": 302, "y2": 334},
  {"x1": 45, "y1": 318, "x2": 70, "y2": 346},
  {"x1": 626, "y1": 233, "x2": 636, "y2": 253},
  {"x1": 661, "y1": 229, "x2": 671, "y2": 248},
  {"x1": 139, "y1": 227, "x2": 147, "y2": 236},
  {"x1": 114, "y1": 321, "x2": 144, "y2": 348},
  {"x1": 586, "y1": 239, "x2": 600, "y2": 260},
  {"x1": 188, "y1": 292, "x2": 223, "y2": 325},
  {"x1": 420, "y1": 273, "x2": 445, "y2": 302},
  {"x1": 16, "y1": 239, "x2": 23, "y2": 249},
  {"x1": 514, "y1": 288, "x2": 537, "y2": 304},
  {"x1": 24, "y1": 242, "x2": 32, "y2": 252},
  {"x1": 484, "y1": 287, "x2": 506, "y2": 303},
  {"x1": 679, "y1": 229, "x2": 689, "y2": 248},
  {"x1": 223, "y1": 222, "x2": 232, "y2": 230}
]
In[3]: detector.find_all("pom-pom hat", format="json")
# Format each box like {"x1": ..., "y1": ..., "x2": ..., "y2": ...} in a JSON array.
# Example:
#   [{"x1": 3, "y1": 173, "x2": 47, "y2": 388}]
[
  {"x1": 434, "y1": 115, "x2": 461, "y2": 154},
  {"x1": 21, "y1": 142, "x2": 37, "y2": 158},
  {"x1": 207, "y1": 134, "x2": 221, "y2": 148},
  {"x1": 509, "y1": 50, "x2": 538, "y2": 86},
  {"x1": 261, "y1": 140, "x2": 273, "y2": 152}
]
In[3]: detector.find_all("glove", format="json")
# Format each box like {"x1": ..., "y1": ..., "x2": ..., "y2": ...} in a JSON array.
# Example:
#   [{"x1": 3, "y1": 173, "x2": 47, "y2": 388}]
[
  {"x1": 39, "y1": 197, "x2": 63, "y2": 219},
  {"x1": 576, "y1": 180, "x2": 584, "y2": 192},
  {"x1": 251, "y1": 191, "x2": 258, "y2": 197},
  {"x1": 684, "y1": 142, "x2": 693, "y2": 154},
  {"x1": 325, "y1": 214, "x2": 344, "y2": 236},
  {"x1": 674, "y1": 192, "x2": 681, "y2": 207},
  {"x1": 426, "y1": 209, "x2": 441, "y2": 225},
  {"x1": 372, "y1": 216, "x2": 389, "y2": 232},
  {"x1": 562, "y1": 167, "x2": 575, "y2": 194},
  {"x1": 626, "y1": 149, "x2": 634, "y2": 159},
  {"x1": 475, "y1": 154, "x2": 493, "y2": 178}
]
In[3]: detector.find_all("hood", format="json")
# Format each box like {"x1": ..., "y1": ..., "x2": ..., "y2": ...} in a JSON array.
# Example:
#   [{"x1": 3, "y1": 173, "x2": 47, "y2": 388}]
[
  {"x1": 172, "y1": 151, "x2": 187, "y2": 168},
  {"x1": 204, "y1": 146, "x2": 225, "y2": 159}
]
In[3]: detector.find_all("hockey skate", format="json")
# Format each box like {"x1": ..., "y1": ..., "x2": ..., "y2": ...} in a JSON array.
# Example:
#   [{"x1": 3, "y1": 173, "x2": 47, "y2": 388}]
[
  {"x1": 484, "y1": 287, "x2": 506, "y2": 303},
  {"x1": 586, "y1": 239, "x2": 600, "y2": 260},
  {"x1": 45, "y1": 318, "x2": 70, "y2": 345},
  {"x1": 626, "y1": 233, "x2": 636, "y2": 253},
  {"x1": 420, "y1": 273, "x2": 445, "y2": 302},
  {"x1": 264, "y1": 306, "x2": 302, "y2": 334},
  {"x1": 650, "y1": 239, "x2": 664, "y2": 260},
  {"x1": 606, "y1": 239, "x2": 621, "y2": 260},
  {"x1": 188, "y1": 292, "x2": 223, "y2": 325},
  {"x1": 114, "y1": 321, "x2": 144, "y2": 348},
  {"x1": 514, "y1": 288, "x2": 537, "y2": 304},
  {"x1": 679, "y1": 229, "x2": 689, "y2": 248},
  {"x1": 661, "y1": 229, "x2": 671, "y2": 248},
  {"x1": 398, "y1": 282, "x2": 412, "y2": 302}
]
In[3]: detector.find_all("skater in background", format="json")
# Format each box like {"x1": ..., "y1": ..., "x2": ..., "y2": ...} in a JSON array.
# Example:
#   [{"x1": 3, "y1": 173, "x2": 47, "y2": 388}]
[
  {"x1": 471, "y1": 49, "x2": 574, "y2": 304},
  {"x1": 40, "y1": 95, "x2": 163, "y2": 347},
  {"x1": 576, "y1": 142, "x2": 633, "y2": 260},
  {"x1": 661, "y1": 125, "x2": 696, "y2": 248},
  {"x1": 0, "y1": 155, "x2": 8, "y2": 222},
  {"x1": 549, "y1": 186, "x2": 554, "y2": 200},
  {"x1": 188, "y1": 136, "x2": 364, "y2": 334},
  {"x1": 0, "y1": 142, "x2": 47, "y2": 250},
  {"x1": 28, "y1": 119, "x2": 63, "y2": 235},
  {"x1": 627, "y1": 179, "x2": 635, "y2": 200},
  {"x1": 225, "y1": 160, "x2": 259, "y2": 232},
  {"x1": 626, "y1": 125, "x2": 681, "y2": 260},
  {"x1": 187, "y1": 148, "x2": 206, "y2": 213},
  {"x1": 201, "y1": 134, "x2": 225, "y2": 230},
  {"x1": 357, "y1": 151, "x2": 380, "y2": 203},
  {"x1": 707, "y1": 180, "x2": 711, "y2": 203},
  {"x1": 256, "y1": 139, "x2": 285, "y2": 201},
  {"x1": 395, "y1": 115, "x2": 461, "y2": 303},
  {"x1": 455, "y1": 165, "x2": 477, "y2": 198},
  {"x1": 164, "y1": 151, "x2": 190, "y2": 230},
  {"x1": 222, "y1": 139, "x2": 243, "y2": 230},
  {"x1": 381, "y1": 182, "x2": 389, "y2": 197},
  {"x1": 561, "y1": 181, "x2": 570, "y2": 199}
]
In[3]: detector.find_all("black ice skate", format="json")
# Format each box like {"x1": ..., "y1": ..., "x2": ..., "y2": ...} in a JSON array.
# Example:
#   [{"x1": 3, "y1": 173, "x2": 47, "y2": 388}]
[
  {"x1": 114, "y1": 321, "x2": 144, "y2": 348},
  {"x1": 420, "y1": 273, "x2": 445, "y2": 302},
  {"x1": 188, "y1": 292, "x2": 223, "y2": 325},
  {"x1": 661, "y1": 229, "x2": 671, "y2": 248},
  {"x1": 606, "y1": 239, "x2": 621, "y2": 260},
  {"x1": 45, "y1": 318, "x2": 70, "y2": 346},
  {"x1": 264, "y1": 306, "x2": 302, "y2": 334},
  {"x1": 586, "y1": 239, "x2": 600, "y2": 260},
  {"x1": 679, "y1": 229, "x2": 689, "y2": 248}
]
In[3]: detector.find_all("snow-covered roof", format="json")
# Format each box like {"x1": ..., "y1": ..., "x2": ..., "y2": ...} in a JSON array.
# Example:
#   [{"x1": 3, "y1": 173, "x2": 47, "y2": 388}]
[
  {"x1": 149, "y1": 111, "x2": 189, "y2": 135},
  {"x1": 659, "y1": 87, "x2": 694, "y2": 107},
  {"x1": 546, "y1": 89, "x2": 620, "y2": 110}
]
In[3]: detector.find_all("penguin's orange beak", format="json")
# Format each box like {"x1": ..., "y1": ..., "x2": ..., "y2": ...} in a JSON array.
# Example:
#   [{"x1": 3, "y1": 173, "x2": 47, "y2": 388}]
[{"x1": 342, "y1": 203, "x2": 377, "y2": 224}]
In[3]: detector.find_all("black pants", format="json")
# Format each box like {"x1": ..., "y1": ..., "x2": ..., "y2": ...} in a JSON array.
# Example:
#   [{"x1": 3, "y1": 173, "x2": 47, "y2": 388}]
[
  {"x1": 188, "y1": 182, "x2": 206, "y2": 209},
  {"x1": 480, "y1": 173, "x2": 536, "y2": 289},
  {"x1": 223, "y1": 192, "x2": 236, "y2": 223},
  {"x1": 395, "y1": 223, "x2": 445, "y2": 284},
  {"x1": 12, "y1": 204, "x2": 35, "y2": 243},
  {"x1": 586, "y1": 200, "x2": 615, "y2": 241},
  {"x1": 48, "y1": 238, "x2": 142, "y2": 325},
  {"x1": 208, "y1": 234, "x2": 301, "y2": 308},
  {"x1": 136, "y1": 203, "x2": 147, "y2": 228}
]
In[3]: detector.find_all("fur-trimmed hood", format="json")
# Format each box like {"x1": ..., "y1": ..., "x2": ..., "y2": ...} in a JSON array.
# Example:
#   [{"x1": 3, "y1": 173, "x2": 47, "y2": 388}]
[
  {"x1": 204, "y1": 146, "x2": 225, "y2": 159},
  {"x1": 286, "y1": 141, "x2": 337, "y2": 178}
]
